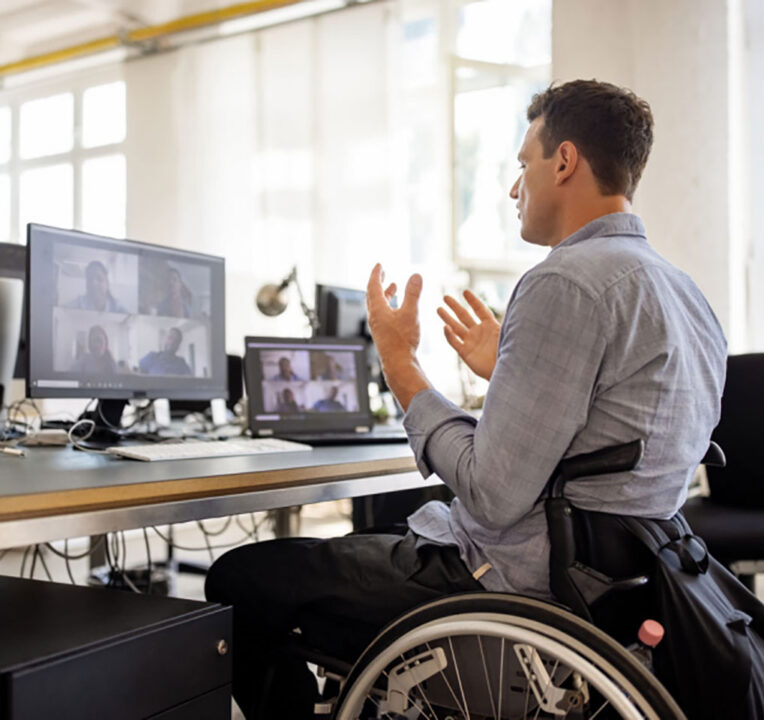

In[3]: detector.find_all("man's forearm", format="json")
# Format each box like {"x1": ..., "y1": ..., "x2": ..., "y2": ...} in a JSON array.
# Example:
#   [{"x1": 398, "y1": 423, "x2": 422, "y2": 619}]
[{"x1": 380, "y1": 352, "x2": 432, "y2": 411}]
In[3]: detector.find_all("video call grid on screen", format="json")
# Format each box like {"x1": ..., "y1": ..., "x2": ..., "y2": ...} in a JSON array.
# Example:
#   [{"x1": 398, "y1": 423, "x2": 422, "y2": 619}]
[
  {"x1": 245, "y1": 338, "x2": 373, "y2": 434},
  {"x1": 26, "y1": 224, "x2": 227, "y2": 401}
]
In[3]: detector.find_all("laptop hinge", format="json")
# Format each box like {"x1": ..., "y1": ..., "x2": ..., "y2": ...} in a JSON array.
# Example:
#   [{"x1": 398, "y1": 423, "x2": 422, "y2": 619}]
[{"x1": 258, "y1": 429, "x2": 274, "y2": 436}]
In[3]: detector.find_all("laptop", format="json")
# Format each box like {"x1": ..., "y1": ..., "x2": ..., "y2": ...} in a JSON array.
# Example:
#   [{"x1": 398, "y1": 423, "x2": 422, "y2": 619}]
[{"x1": 244, "y1": 336, "x2": 409, "y2": 445}]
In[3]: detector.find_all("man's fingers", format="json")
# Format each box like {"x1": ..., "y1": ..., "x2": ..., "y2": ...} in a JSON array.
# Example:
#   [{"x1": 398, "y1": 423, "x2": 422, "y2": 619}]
[
  {"x1": 384, "y1": 282, "x2": 397, "y2": 303},
  {"x1": 366, "y1": 264, "x2": 387, "y2": 309},
  {"x1": 401, "y1": 273, "x2": 423, "y2": 312},
  {"x1": 437, "y1": 306, "x2": 467, "y2": 339},
  {"x1": 444, "y1": 295, "x2": 476, "y2": 329},
  {"x1": 443, "y1": 325, "x2": 464, "y2": 354},
  {"x1": 463, "y1": 289, "x2": 494, "y2": 321}
]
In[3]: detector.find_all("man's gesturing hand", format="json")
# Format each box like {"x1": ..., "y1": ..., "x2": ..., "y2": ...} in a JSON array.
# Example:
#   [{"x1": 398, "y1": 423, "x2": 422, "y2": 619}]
[
  {"x1": 437, "y1": 290, "x2": 501, "y2": 380},
  {"x1": 366, "y1": 264, "x2": 431, "y2": 410}
]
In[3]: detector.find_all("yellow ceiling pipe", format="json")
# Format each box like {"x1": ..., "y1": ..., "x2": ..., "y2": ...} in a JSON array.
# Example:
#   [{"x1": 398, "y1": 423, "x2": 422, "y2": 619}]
[{"x1": 0, "y1": 0, "x2": 305, "y2": 77}]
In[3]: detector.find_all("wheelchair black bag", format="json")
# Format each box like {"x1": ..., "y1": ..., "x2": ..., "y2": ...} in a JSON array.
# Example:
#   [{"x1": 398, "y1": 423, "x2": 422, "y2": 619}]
[{"x1": 620, "y1": 514, "x2": 764, "y2": 720}]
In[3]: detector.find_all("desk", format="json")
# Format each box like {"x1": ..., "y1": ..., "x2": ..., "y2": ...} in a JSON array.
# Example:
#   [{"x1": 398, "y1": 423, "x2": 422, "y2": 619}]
[{"x1": 0, "y1": 444, "x2": 428, "y2": 549}]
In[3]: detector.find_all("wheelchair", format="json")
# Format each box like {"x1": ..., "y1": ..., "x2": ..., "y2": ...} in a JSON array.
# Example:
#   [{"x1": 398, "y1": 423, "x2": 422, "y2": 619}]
[{"x1": 295, "y1": 439, "x2": 724, "y2": 720}]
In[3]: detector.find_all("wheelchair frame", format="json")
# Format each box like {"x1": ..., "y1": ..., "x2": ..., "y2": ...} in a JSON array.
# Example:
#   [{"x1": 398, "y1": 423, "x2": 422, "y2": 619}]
[{"x1": 288, "y1": 440, "x2": 725, "y2": 719}]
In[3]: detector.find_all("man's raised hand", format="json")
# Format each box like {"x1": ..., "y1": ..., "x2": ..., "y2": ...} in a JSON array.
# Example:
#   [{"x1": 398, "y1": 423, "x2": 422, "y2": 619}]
[
  {"x1": 366, "y1": 264, "x2": 422, "y2": 363},
  {"x1": 437, "y1": 290, "x2": 500, "y2": 380}
]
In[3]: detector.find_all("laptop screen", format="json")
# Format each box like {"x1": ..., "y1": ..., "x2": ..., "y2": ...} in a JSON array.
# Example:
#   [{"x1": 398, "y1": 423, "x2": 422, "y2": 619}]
[{"x1": 244, "y1": 336, "x2": 373, "y2": 436}]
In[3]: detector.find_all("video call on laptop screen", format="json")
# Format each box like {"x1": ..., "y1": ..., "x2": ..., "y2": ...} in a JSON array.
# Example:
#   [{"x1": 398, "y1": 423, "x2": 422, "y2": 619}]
[
  {"x1": 26, "y1": 224, "x2": 227, "y2": 400},
  {"x1": 245, "y1": 337, "x2": 372, "y2": 435}
]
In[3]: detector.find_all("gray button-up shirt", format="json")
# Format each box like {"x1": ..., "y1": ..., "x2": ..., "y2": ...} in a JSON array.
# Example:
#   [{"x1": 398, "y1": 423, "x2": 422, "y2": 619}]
[{"x1": 404, "y1": 213, "x2": 727, "y2": 598}]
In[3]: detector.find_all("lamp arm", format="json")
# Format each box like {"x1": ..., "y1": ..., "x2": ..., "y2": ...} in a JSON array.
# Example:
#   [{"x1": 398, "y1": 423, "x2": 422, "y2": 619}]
[{"x1": 289, "y1": 266, "x2": 320, "y2": 333}]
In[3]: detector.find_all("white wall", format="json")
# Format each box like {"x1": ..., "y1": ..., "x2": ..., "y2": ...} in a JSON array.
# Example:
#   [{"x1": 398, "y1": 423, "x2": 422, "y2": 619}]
[
  {"x1": 553, "y1": 0, "x2": 739, "y2": 343},
  {"x1": 744, "y1": 0, "x2": 764, "y2": 349}
]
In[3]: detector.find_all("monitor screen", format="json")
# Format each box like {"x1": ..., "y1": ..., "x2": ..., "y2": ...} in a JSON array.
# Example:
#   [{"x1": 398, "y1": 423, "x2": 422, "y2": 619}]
[
  {"x1": 26, "y1": 224, "x2": 227, "y2": 401},
  {"x1": 244, "y1": 336, "x2": 371, "y2": 435},
  {"x1": 314, "y1": 284, "x2": 368, "y2": 338},
  {"x1": 0, "y1": 242, "x2": 27, "y2": 379}
]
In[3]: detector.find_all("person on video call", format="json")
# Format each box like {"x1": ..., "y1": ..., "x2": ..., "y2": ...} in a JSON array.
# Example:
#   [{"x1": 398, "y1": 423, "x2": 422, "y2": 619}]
[
  {"x1": 272, "y1": 356, "x2": 301, "y2": 381},
  {"x1": 318, "y1": 356, "x2": 345, "y2": 381},
  {"x1": 205, "y1": 80, "x2": 727, "y2": 718},
  {"x1": 66, "y1": 260, "x2": 128, "y2": 314},
  {"x1": 311, "y1": 385, "x2": 346, "y2": 412},
  {"x1": 70, "y1": 325, "x2": 117, "y2": 375},
  {"x1": 276, "y1": 387, "x2": 299, "y2": 413},
  {"x1": 139, "y1": 327, "x2": 191, "y2": 375},
  {"x1": 156, "y1": 267, "x2": 193, "y2": 318}
]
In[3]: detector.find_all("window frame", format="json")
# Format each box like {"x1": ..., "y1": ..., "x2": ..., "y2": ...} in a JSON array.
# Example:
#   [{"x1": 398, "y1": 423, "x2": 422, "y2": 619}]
[
  {"x1": 449, "y1": 55, "x2": 550, "y2": 275},
  {"x1": 0, "y1": 65, "x2": 126, "y2": 244}
]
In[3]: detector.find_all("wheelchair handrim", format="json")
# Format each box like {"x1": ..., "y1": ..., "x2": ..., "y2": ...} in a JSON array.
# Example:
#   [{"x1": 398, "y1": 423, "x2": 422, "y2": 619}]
[{"x1": 336, "y1": 613, "x2": 668, "y2": 720}]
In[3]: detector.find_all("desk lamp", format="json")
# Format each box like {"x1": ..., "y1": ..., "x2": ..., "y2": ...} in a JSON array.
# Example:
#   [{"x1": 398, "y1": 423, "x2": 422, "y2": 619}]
[{"x1": 255, "y1": 266, "x2": 320, "y2": 332}]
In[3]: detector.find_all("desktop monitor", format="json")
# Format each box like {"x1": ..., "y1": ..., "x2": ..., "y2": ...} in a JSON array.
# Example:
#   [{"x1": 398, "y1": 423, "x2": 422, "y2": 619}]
[
  {"x1": 26, "y1": 224, "x2": 227, "y2": 431},
  {"x1": 0, "y1": 242, "x2": 27, "y2": 381},
  {"x1": 314, "y1": 284, "x2": 368, "y2": 338}
]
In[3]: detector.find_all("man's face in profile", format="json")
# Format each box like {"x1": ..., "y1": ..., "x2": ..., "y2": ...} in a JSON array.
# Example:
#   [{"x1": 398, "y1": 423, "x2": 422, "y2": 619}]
[
  {"x1": 87, "y1": 264, "x2": 109, "y2": 306},
  {"x1": 279, "y1": 358, "x2": 292, "y2": 377},
  {"x1": 328, "y1": 386, "x2": 338, "y2": 400},
  {"x1": 510, "y1": 117, "x2": 559, "y2": 247}
]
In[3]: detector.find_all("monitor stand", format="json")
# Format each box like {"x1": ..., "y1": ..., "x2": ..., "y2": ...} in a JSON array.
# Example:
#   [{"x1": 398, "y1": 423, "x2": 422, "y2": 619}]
[{"x1": 77, "y1": 398, "x2": 128, "y2": 447}]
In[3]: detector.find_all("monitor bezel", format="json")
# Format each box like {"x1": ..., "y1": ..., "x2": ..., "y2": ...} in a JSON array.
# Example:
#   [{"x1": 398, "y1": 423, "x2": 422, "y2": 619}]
[{"x1": 25, "y1": 223, "x2": 227, "y2": 402}]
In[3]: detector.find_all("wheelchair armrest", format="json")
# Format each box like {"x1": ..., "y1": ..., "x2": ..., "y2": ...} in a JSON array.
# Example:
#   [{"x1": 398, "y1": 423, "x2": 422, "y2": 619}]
[
  {"x1": 550, "y1": 440, "x2": 644, "y2": 498},
  {"x1": 701, "y1": 440, "x2": 725, "y2": 468}
]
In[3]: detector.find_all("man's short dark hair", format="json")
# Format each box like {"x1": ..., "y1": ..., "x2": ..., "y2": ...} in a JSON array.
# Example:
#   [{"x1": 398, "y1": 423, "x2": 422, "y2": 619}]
[
  {"x1": 86, "y1": 260, "x2": 108, "y2": 279},
  {"x1": 527, "y1": 80, "x2": 654, "y2": 201}
]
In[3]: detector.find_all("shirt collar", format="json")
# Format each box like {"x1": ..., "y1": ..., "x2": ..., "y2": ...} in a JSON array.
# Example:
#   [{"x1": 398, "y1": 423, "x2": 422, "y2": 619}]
[{"x1": 551, "y1": 212, "x2": 646, "y2": 253}]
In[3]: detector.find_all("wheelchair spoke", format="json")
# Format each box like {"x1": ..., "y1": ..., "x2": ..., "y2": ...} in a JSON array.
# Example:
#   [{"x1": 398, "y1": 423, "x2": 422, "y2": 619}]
[
  {"x1": 476, "y1": 635, "x2": 499, "y2": 720},
  {"x1": 588, "y1": 698, "x2": 612, "y2": 720},
  {"x1": 530, "y1": 657, "x2": 561, "y2": 720},
  {"x1": 397, "y1": 653, "x2": 439, "y2": 720},
  {"x1": 426, "y1": 641, "x2": 468, "y2": 718},
  {"x1": 523, "y1": 660, "x2": 532, "y2": 719},
  {"x1": 447, "y1": 636, "x2": 471, "y2": 720}
]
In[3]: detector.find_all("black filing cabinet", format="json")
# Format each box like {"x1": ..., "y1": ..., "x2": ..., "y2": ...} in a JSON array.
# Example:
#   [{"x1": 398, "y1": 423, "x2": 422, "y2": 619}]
[{"x1": 0, "y1": 575, "x2": 232, "y2": 719}]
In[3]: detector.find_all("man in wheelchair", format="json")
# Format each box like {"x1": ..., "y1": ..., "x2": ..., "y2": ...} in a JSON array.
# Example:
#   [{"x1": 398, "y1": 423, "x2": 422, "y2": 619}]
[{"x1": 206, "y1": 81, "x2": 735, "y2": 718}]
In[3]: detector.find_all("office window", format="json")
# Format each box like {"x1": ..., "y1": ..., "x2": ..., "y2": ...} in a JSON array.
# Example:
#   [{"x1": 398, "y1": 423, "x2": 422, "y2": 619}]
[
  {"x1": 0, "y1": 73, "x2": 126, "y2": 244},
  {"x1": 82, "y1": 82, "x2": 126, "y2": 149},
  {"x1": 451, "y1": 0, "x2": 551, "y2": 273},
  {"x1": 457, "y1": 0, "x2": 552, "y2": 66},
  {"x1": 82, "y1": 154, "x2": 126, "y2": 237},
  {"x1": 19, "y1": 163, "x2": 74, "y2": 236},
  {"x1": 0, "y1": 107, "x2": 10, "y2": 165},
  {"x1": 19, "y1": 93, "x2": 74, "y2": 159}
]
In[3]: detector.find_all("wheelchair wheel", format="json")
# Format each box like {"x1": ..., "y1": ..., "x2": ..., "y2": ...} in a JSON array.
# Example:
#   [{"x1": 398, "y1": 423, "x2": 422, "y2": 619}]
[{"x1": 333, "y1": 593, "x2": 685, "y2": 720}]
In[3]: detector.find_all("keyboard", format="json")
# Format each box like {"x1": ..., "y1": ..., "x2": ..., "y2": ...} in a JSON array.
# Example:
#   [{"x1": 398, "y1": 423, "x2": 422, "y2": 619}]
[{"x1": 107, "y1": 437, "x2": 312, "y2": 462}]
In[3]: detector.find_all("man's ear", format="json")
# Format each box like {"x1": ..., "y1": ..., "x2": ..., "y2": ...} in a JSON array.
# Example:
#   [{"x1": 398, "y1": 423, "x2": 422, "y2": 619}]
[{"x1": 554, "y1": 141, "x2": 578, "y2": 185}]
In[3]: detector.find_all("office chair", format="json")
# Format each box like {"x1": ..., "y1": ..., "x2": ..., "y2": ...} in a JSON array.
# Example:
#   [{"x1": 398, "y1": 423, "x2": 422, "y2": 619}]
[{"x1": 683, "y1": 353, "x2": 764, "y2": 590}]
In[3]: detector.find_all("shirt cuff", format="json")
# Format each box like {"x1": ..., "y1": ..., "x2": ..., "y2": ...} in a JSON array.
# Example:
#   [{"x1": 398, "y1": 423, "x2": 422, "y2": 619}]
[{"x1": 403, "y1": 389, "x2": 477, "y2": 478}]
